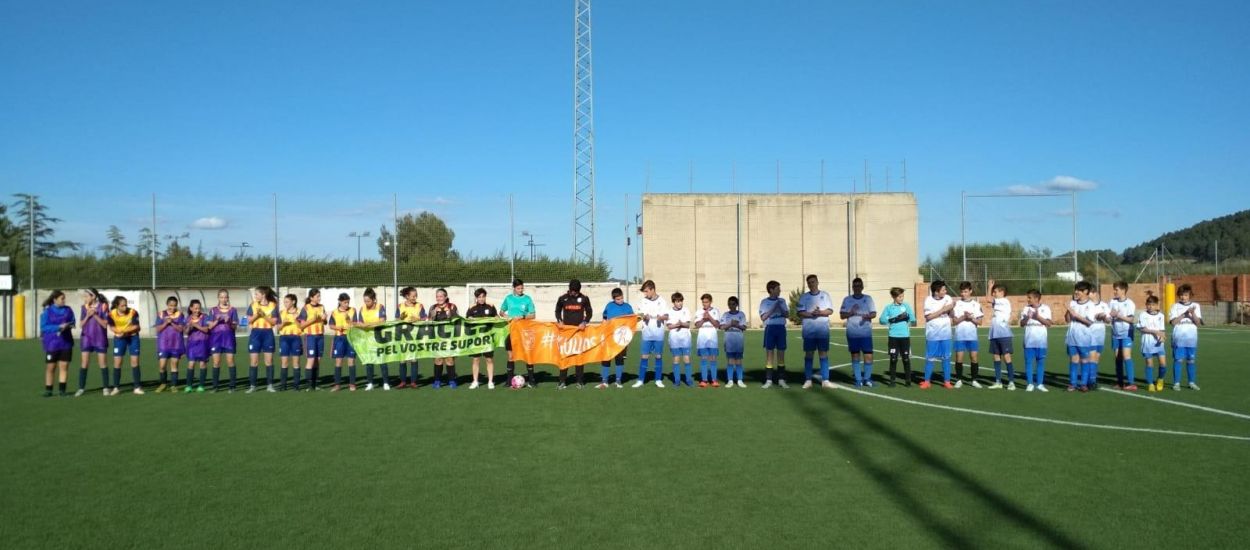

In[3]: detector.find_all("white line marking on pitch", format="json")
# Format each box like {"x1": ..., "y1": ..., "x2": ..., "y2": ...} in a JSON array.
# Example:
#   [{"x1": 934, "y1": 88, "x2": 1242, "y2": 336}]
[
  {"x1": 1105, "y1": 389, "x2": 1250, "y2": 421},
  {"x1": 834, "y1": 386, "x2": 1250, "y2": 442}
]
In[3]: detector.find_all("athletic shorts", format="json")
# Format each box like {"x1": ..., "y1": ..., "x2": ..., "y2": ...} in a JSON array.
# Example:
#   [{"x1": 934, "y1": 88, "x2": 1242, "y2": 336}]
[
  {"x1": 725, "y1": 352, "x2": 743, "y2": 360},
  {"x1": 470, "y1": 350, "x2": 493, "y2": 358},
  {"x1": 697, "y1": 347, "x2": 718, "y2": 357},
  {"x1": 113, "y1": 335, "x2": 140, "y2": 357},
  {"x1": 1112, "y1": 337, "x2": 1133, "y2": 351},
  {"x1": 1172, "y1": 345, "x2": 1196, "y2": 361},
  {"x1": 670, "y1": 347, "x2": 690, "y2": 357},
  {"x1": 305, "y1": 335, "x2": 325, "y2": 358},
  {"x1": 846, "y1": 336, "x2": 873, "y2": 354},
  {"x1": 187, "y1": 345, "x2": 210, "y2": 362},
  {"x1": 209, "y1": 331, "x2": 236, "y2": 354},
  {"x1": 279, "y1": 335, "x2": 303, "y2": 357},
  {"x1": 763, "y1": 325, "x2": 787, "y2": 350},
  {"x1": 989, "y1": 337, "x2": 1013, "y2": 356},
  {"x1": 332, "y1": 335, "x2": 356, "y2": 359},
  {"x1": 925, "y1": 339, "x2": 951, "y2": 361},
  {"x1": 953, "y1": 340, "x2": 979, "y2": 353},
  {"x1": 157, "y1": 351, "x2": 184, "y2": 359},
  {"x1": 1066, "y1": 345, "x2": 1093, "y2": 359},
  {"x1": 1141, "y1": 341, "x2": 1164, "y2": 358},
  {"x1": 248, "y1": 329, "x2": 276, "y2": 353},
  {"x1": 641, "y1": 339, "x2": 665, "y2": 356},
  {"x1": 1093, "y1": 344, "x2": 1105, "y2": 354},
  {"x1": 81, "y1": 344, "x2": 107, "y2": 354},
  {"x1": 1024, "y1": 347, "x2": 1047, "y2": 362},
  {"x1": 803, "y1": 336, "x2": 830, "y2": 353},
  {"x1": 887, "y1": 336, "x2": 911, "y2": 357},
  {"x1": 45, "y1": 349, "x2": 72, "y2": 363}
]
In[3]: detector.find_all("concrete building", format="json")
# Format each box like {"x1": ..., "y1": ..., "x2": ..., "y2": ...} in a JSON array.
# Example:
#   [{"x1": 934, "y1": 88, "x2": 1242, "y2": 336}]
[{"x1": 641, "y1": 193, "x2": 920, "y2": 327}]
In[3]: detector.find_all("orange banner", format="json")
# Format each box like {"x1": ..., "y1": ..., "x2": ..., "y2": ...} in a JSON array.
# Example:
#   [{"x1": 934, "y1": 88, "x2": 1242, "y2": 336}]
[{"x1": 509, "y1": 315, "x2": 638, "y2": 369}]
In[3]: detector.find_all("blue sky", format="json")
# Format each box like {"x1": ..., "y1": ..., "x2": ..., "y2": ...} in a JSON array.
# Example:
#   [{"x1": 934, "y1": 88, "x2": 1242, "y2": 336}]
[{"x1": 2, "y1": 0, "x2": 1247, "y2": 276}]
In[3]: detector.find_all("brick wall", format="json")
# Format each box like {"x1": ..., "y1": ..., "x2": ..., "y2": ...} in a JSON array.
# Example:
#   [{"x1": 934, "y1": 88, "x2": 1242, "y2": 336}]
[{"x1": 1171, "y1": 275, "x2": 1250, "y2": 303}]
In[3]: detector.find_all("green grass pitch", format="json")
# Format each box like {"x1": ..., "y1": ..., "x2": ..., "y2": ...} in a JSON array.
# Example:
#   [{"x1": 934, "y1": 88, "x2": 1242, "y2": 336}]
[{"x1": 2, "y1": 327, "x2": 1248, "y2": 549}]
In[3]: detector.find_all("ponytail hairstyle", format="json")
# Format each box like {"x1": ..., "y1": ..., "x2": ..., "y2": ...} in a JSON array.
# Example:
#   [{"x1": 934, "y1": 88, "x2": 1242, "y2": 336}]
[
  {"x1": 256, "y1": 285, "x2": 278, "y2": 303},
  {"x1": 42, "y1": 290, "x2": 65, "y2": 309},
  {"x1": 306, "y1": 288, "x2": 320, "y2": 305},
  {"x1": 111, "y1": 295, "x2": 128, "y2": 311},
  {"x1": 364, "y1": 287, "x2": 377, "y2": 301},
  {"x1": 401, "y1": 286, "x2": 416, "y2": 301},
  {"x1": 284, "y1": 294, "x2": 298, "y2": 309}
]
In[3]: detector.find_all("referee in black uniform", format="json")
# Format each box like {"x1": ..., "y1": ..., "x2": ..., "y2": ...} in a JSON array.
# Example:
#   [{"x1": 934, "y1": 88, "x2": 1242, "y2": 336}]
[{"x1": 555, "y1": 279, "x2": 593, "y2": 389}]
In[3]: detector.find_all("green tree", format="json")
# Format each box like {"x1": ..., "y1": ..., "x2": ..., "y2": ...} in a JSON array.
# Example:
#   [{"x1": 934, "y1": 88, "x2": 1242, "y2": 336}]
[
  {"x1": 377, "y1": 211, "x2": 459, "y2": 263},
  {"x1": 9, "y1": 193, "x2": 81, "y2": 258},
  {"x1": 165, "y1": 239, "x2": 192, "y2": 259},
  {"x1": 100, "y1": 225, "x2": 129, "y2": 257},
  {"x1": 135, "y1": 227, "x2": 161, "y2": 258}
]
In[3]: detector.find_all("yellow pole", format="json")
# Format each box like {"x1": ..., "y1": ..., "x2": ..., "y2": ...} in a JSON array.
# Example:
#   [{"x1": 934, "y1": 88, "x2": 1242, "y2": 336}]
[
  {"x1": 14, "y1": 294, "x2": 26, "y2": 339},
  {"x1": 1164, "y1": 282, "x2": 1177, "y2": 321}
]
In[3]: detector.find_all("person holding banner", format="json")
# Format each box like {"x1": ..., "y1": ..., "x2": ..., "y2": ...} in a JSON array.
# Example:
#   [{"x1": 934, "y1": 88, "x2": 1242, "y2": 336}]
[
  {"x1": 430, "y1": 288, "x2": 460, "y2": 389},
  {"x1": 500, "y1": 279, "x2": 536, "y2": 387},
  {"x1": 329, "y1": 293, "x2": 358, "y2": 392},
  {"x1": 396, "y1": 287, "x2": 427, "y2": 388},
  {"x1": 555, "y1": 279, "x2": 593, "y2": 389},
  {"x1": 354, "y1": 288, "x2": 389, "y2": 391},
  {"x1": 631, "y1": 280, "x2": 668, "y2": 388},
  {"x1": 598, "y1": 287, "x2": 634, "y2": 389},
  {"x1": 466, "y1": 288, "x2": 499, "y2": 389}
]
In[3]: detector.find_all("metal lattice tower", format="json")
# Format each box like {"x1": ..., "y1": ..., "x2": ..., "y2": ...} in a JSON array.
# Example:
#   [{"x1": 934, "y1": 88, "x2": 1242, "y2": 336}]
[{"x1": 572, "y1": 0, "x2": 596, "y2": 262}]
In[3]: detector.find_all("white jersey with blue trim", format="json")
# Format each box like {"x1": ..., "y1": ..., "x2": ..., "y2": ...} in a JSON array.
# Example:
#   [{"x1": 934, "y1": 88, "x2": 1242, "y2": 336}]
[
  {"x1": 923, "y1": 295, "x2": 953, "y2": 341},
  {"x1": 635, "y1": 295, "x2": 669, "y2": 341},
  {"x1": 1108, "y1": 298, "x2": 1136, "y2": 339},
  {"x1": 1020, "y1": 304, "x2": 1051, "y2": 349},
  {"x1": 952, "y1": 299, "x2": 983, "y2": 342},
  {"x1": 1065, "y1": 299, "x2": 1091, "y2": 347},
  {"x1": 666, "y1": 307, "x2": 692, "y2": 349},
  {"x1": 989, "y1": 297, "x2": 1012, "y2": 339},
  {"x1": 799, "y1": 291, "x2": 833, "y2": 338},
  {"x1": 1136, "y1": 310, "x2": 1166, "y2": 350},
  {"x1": 1169, "y1": 302, "x2": 1201, "y2": 348},
  {"x1": 694, "y1": 306, "x2": 721, "y2": 349},
  {"x1": 839, "y1": 294, "x2": 875, "y2": 339},
  {"x1": 759, "y1": 297, "x2": 788, "y2": 327}
]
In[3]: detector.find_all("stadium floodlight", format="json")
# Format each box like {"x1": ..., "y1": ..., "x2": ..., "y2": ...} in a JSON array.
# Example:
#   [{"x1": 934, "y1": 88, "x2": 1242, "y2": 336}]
[{"x1": 348, "y1": 231, "x2": 371, "y2": 263}]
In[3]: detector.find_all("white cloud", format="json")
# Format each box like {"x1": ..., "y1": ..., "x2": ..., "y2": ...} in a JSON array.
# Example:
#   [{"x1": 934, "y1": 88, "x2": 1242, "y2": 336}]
[
  {"x1": 1005, "y1": 175, "x2": 1099, "y2": 195},
  {"x1": 189, "y1": 217, "x2": 229, "y2": 230}
]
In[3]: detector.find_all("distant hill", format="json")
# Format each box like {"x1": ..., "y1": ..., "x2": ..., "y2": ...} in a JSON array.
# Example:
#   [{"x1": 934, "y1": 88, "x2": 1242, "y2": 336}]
[{"x1": 1121, "y1": 210, "x2": 1250, "y2": 263}]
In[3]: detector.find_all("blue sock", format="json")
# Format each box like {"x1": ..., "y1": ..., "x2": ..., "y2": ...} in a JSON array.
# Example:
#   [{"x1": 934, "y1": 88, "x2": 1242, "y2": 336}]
[
  {"x1": 601, "y1": 364, "x2": 610, "y2": 381},
  {"x1": 366, "y1": 365, "x2": 375, "y2": 384},
  {"x1": 333, "y1": 366, "x2": 342, "y2": 385},
  {"x1": 1158, "y1": 365, "x2": 1166, "y2": 383},
  {"x1": 1033, "y1": 358, "x2": 1045, "y2": 386},
  {"x1": 638, "y1": 358, "x2": 649, "y2": 382},
  {"x1": 97, "y1": 367, "x2": 107, "y2": 389},
  {"x1": 851, "y1": 359, "x2": 862, "y2": 384},
  {"x1": 993, "y1": 360, "x2": 1002, "y2": 381},
  {"x1": 1173, "y1": 362, "x2": 1182, "y2": 384},
  {"x1": 923, "y1": 361, "x2": 933, "y2": 382},
  {"x1": 654, "y1": 359, "x2": 663, "y2": 382},
  {"x1": 615, "y1": 363, "x2": 624, "y2": 383},
  {"x1": 804, "y1": 356, "x2": 814, "y2": 381},
  {"x1": 1006, "y1": 362, "x2": 1015, "y2": 383},
  {"x1": 131, "y1": 366, "x2": 142, "y2": 389},
  {"x1": 1145, "y1": 365, "x2": 1155, "y2": 384},
  {"x1": 381, "y1": 364, "x2": 390, "y2": 384},
  {"x1": 185, "y1": 368, "x2": 194, "y2": 386},
  {"x1": 399, "y1": 363, "x2": 408, "y2": 383},
  {"x1": 265, "y1": 365, "x2": 274, "y2": 385},
  {"x1": 211, "y1": 367, "x2": 220, "y2": 388},
  {"x1": 864, "y1": 361, "x2": 873, "y2": 382},
  {"x1": 228, "y1": 366, "x2": 237, "y2": 389},
  {"x1": 819, "y1": 357, "x2": 830, "y2": 381},
  {"x1": 941, "y1": 357, "x2": 951, "y2": 382},
  {"x1": 159, "y1": 371, "x2": 168, "y2": 385},
  {"x1": 280, "y1": 367, "x2": 289, "y2": 388},
  {"x1": 349, "y1": 365, "x2": 357, "y2": 385},
  {"x1": 1087, "y1": 363, "x2": 1097, "y2": 385},
  {"x1": 700, "y1": 357, "x2": 709, "y2": 381},
  {"x1": 249, "y1": 366, "x2": 258, "y2": 387},
  {"x1": 1186, "y1": 362, "x2": 1196, "y2": 384},
  {"x1": 293, "y1": 367, "x2": 301, "y2": 388},
  {"x1": 684, "y1": 362, "x2": 694, "y2": 384},
  {"x1": 1124, "y1": 359, "x2": 1135, "y2": 386},
  {"x1": 709, "y1": 359, "x2": 718, "y2": 382},
  {"x1": 112, "y1": 367, "x2": 122, "y2": 388}
]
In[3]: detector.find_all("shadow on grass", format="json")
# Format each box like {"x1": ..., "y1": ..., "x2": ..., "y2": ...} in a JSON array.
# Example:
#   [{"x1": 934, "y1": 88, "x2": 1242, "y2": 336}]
[{"x1": 778, "y1": 388, "x2": 1090, "y2": 550}]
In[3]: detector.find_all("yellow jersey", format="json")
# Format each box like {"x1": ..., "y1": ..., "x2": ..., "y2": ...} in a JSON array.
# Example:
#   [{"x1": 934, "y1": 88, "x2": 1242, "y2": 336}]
[
  {"x1": 279, "y1": 308, "x2": 302, "y2": 336},
  {"x1": 299, "y1": 304, "x2": 326, "y2": 335},
  {"x1": 248, "y1": 301, "x2": 278, "y2": 330},
  {"x1": 398, "y1": 302, "x2": 426, "y2": 322},
  {"x1": 109, "y1": 308, "x2": 139, "y2": 335},
  {"x1": 329, "y1": 306, "x2": 356, "y2": 336},
  {"x1": 356, "y1": 304, "x2": 386, "y2": 325}
]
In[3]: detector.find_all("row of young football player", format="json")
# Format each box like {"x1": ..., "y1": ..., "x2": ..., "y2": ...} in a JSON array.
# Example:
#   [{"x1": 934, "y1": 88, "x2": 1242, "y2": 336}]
[
  {"x1": 37, "y1": 282, "x2": 537, "y2": 396},
  {"x1": 918, "y1": 280, "x2": 1202, "y2": 392}
]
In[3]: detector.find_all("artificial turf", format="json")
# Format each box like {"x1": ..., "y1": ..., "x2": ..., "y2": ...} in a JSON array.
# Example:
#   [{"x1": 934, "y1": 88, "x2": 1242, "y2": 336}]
[{"x1": 2, "y1": 327, "x2": 1248, "y2": 549}]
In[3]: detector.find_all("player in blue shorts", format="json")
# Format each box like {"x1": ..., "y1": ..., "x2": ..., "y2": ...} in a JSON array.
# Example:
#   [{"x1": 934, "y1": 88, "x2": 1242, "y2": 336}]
[
  {"x1": 922, "y1": 281, "x2": 955, "y2": 389},
  {"x1": 1168, "y1": 284, "x2": 1203, "y2": 391},
  {"x1": 1018, "y1": 289, "x2": 1053, "y2": 392},
  {"x1": 1108, "y1": 281, "x2": 1137, "y2": 390},
  {"x1": 951, "y1": 281, "x2": 984, "y2": 388},
  {"x1": 799, "y1": 274, "x2": 837, "y2": 389},
  {"x1": 720, "y1": 297, "x2": 748, "y2": 388},
  {"x1": 632, "y1": 280, "x2": 669, "y2": 388},
  {"x1": 1064, "y1": 281, "x2": 1096, "y2": 392},
  {"x1": 839, "y1": 277, "x2": 877, "y2": 388},
  {"x1": 1136, "y1": 295, "x2": 1168, "y2": 392},
  {"x1": 759, "y1": 280, "x2": 790, "y2": 388}
]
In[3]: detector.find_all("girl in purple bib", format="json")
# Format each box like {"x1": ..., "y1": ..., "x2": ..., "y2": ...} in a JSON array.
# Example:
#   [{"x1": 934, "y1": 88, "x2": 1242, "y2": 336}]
[{"x1": 76, "y1": 288, "x2": 110, "y2": 396}]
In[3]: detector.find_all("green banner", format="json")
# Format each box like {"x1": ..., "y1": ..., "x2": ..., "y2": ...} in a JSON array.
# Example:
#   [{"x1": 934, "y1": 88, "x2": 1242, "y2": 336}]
[{"x1": 346, "y1": 318, "x2": 510, "y2": 363}]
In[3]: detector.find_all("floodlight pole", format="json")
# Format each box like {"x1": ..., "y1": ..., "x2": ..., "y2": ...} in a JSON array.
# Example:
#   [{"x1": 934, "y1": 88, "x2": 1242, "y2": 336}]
[{"x1": 960, "y1": 191, "x2": 967, "y2": 280}]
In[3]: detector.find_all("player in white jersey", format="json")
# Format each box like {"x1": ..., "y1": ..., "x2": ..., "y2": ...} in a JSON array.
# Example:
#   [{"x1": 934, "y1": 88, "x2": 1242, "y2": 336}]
[
  {"x1": 1135, "y1": 294, "x2": 1168, "y2": 392},
  {"x1": 1064, "y1": 281, "x2": 1096, "y2": 392},
  {"x1": 720, "y1": 297, "x2": 749, "y2": 388},
  {"x1": 800, "y1": 274, "x2": 837, "y2": 389},
  {"x1": 693, "y1": 293, "x2": 722, "y2": 387},
  {"x1": 1086, "y1": 291, "x2": 1110, "y2": 390},
  {"x1": 1107, "y1": 281, "x2": 1138, "y2": 390},
  {"x1": 759, "y1": 280, "x2": 790, "y2": 388},
  {"x1": 1018, "y1": 289, "x2": 1053, "y2": 392},
  {"x1": 840, "y1": 277, "x2": 877, "y2": 388},
  {"x1": 986, "y1": 284, "x2": 1016, "y2": 389},
  {"x1": 632, "y1": 280, "x2": 669, "y2": 388},
  {"x1": 922, "y1": 280, "x2": 956, "y2": 389},
  {"x1": 666, "y1": 293, "x2": 694, "y2": 387},
  {"x1": 951, "y1": 281, "x2": 984, "y2": 388},
  {"x1": 1168, "y1": 284, "x2": 1203, "y2": 391}
]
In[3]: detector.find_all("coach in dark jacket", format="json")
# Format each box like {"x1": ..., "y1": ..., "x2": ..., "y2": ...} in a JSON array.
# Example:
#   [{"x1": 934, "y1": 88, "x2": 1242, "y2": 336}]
[{"x1": 554, "y1": 279, "x2": 593, "y2": 389}]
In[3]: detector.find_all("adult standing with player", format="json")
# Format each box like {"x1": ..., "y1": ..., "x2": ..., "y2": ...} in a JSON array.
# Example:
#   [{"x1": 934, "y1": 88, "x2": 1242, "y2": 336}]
[
  {"x1": 554, "y1": 279, "x2": 593, "y2": 390},
  {"x1": 500, "y1": 279, "x2": 537, "y2": 387}
]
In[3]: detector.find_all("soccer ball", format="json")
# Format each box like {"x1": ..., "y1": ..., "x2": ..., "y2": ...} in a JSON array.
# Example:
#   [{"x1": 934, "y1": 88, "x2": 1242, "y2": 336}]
[{"x1": 510, "y1": 375, "x2": 526, "y2": 389}]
